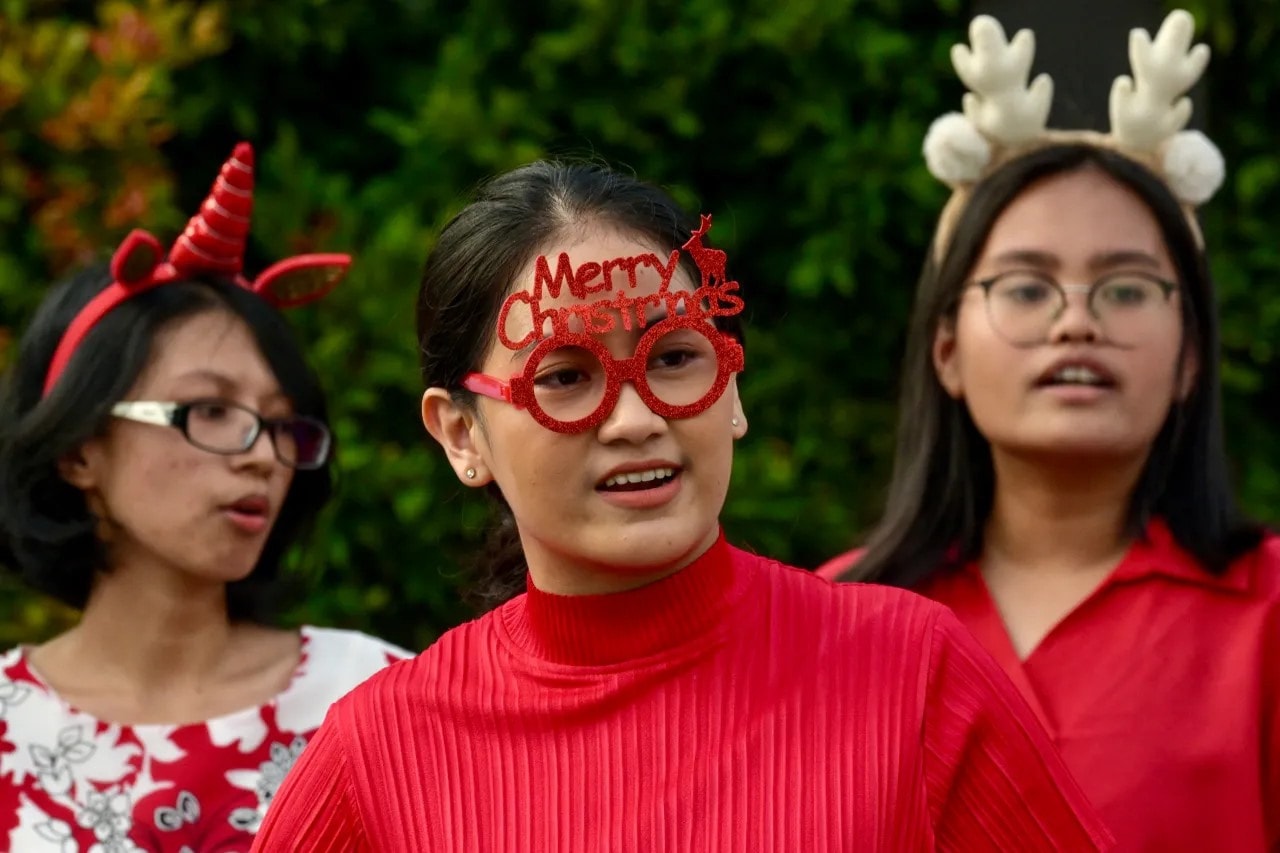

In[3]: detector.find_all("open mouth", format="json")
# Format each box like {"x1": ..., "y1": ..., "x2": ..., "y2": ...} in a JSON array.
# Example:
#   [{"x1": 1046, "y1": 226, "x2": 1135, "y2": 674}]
[
  {"x1": 597, "y1": 467, "x2": 681, "y2": 492},
  {"x1": 1036, "y1": 364, "x2": 1116, "y2": 389},
  {"x1": 224, "y1": 496, "x2": 270, "y2": 522}
]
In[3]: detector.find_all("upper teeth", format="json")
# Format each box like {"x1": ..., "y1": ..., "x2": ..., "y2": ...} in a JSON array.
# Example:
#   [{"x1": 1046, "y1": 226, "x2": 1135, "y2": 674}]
[
  {"x1": 1053, "y1": 366, "x2": 1104, "y2": 384},
  {"x1": 604, "y1": 467, "x2": 675, "y2": 488}
]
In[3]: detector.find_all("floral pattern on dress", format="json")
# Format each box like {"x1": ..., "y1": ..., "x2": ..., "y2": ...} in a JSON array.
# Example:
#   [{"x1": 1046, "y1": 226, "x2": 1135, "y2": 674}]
[
  {"x1": 225, "y1": 735, "x2": 307, "y2": 834},
  {"x1": 0, "y1": 627, "x2": 408, "y2": 852}
]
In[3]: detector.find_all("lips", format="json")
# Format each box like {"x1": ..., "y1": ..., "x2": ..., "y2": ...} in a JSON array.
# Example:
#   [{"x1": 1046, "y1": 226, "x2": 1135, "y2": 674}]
[
  {"x1": 225, "y1": 495, "x2": 269, "y2": 516},
  {"x1": 1035, "y1": 357, "x2": 1118, "y2": 388},
  {"x1": 222, "y1": 494, "x2": 271, "y2": 534},
  {"x1": 597, "y1": 462, "x2": 682, "y2": 492}
]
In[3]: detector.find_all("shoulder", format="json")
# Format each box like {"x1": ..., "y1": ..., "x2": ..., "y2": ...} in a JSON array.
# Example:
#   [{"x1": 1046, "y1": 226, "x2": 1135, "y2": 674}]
[
  {"x1": 0, "y1": 644, "x2": 54, "y2": 706},
  {"x1": 299, "y1": 625, "x2": 414, "y2": 667},
  {"x1": 0, "y1": 647, "x2": 82, "y2": 786},
  {"x1": 731, "y1": 545, "x2": 950, "y2": 658},
  {"x1": 814, "y1": 547, "x2": 863, "y2": 581},
  {"x1": 271, "y1": 627, "x2": 412, "y2": 729},
  {"x1": 312, "y1": 611, "x2": 507, "y2": 726},
  {"x1": 1202, "y1": 531, "x2": 1280, "y2": 618},
  {"x1": 1244, "y1": 533, "x2": 1280, "y2": 654},
  {"x1": 1, "y1": 644, "x2": 28, "y2": 676},
  {"x1": 1247, "y1": 531, "x2": 1280, "y2": 600}
]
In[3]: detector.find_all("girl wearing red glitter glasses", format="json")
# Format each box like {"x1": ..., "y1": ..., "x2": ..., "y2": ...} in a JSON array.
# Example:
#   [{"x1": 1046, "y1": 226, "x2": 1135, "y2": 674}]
[
  {"x1": 254, "y1": 160, "x2": 1111, "y2": 851},
  {"x1": 0, "y1": 144, "x2": 407, "y2": 851}
]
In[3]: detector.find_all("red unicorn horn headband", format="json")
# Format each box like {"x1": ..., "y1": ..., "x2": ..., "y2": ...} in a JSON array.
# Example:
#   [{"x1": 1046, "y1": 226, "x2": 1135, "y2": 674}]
[{"x1": 42, "y1": 142, "x2": 350, "y2": 396}]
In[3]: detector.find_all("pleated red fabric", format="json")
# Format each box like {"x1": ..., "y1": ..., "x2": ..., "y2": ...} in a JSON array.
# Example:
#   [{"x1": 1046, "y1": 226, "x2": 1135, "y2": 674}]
[{"x1": 253, "y1": 534, "x2": 1112, "y2": 851}]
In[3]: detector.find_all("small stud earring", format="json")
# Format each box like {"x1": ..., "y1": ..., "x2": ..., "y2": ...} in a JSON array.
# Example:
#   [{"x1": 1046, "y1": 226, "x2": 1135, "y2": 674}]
[
  {"x1": 731, "y1": 417, "x2": 740, "y2": 427},
  {"x1": 465, "y1": 467, "x2": 477, "y2": 480}
]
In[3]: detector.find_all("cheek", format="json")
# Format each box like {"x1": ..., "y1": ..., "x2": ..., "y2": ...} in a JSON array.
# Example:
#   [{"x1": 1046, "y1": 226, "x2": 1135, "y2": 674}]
[
  {"x1": 273, "y1": 468, "x2": 296, "y2": 503},
  {"x1": 953, "y1": 310, "x2": 1023, "y2": 403},
  {"x1": 94, "y1": 450, "x2": 202, "y2": 540},
  {"x1": 946, "y1": 313, "x2": 1037, "y2": 443},
  {"x1": 1132, "y1": 338, "x2": 1189, "y2": 406},
  {"x1": 683, "y1": 399, "x2": 738, "y2": 473},
  {"x1": 482, "y1": 412, "x2": 581, "y2": 491},
  {"x1": 123, "y1": 451, "x2": 203, "y2": 508}
]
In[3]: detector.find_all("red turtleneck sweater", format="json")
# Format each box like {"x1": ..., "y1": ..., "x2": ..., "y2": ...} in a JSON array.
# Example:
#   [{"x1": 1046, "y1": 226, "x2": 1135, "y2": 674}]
[{"x1": 253, "y1": 535, "x2": 1111, "y2": 851}]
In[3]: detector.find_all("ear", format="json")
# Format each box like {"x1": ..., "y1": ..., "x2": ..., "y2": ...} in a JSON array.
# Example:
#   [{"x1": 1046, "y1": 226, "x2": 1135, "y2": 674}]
[
  {"x1": 421, "y1": 388, "x2": 491, "y2": 486},
  {"x1": 56, "y1": 443, "x2": 99, "y2": 490},
  {"x1": 932, "y1": 319, "x2": 964, "y2": 399},
  {"x1": 728, "y1": 378, "x2": 748, "y2": 439}
]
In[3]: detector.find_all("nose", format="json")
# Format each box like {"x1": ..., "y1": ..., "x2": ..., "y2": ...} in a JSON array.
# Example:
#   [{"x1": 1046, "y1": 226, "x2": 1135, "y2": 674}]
[
  {"x1": 1047, "y1": 284, "x2": 1102, "y2": 344},
  {"x1": 595, "y1": 382, "x2": 668, "y2": 445}
]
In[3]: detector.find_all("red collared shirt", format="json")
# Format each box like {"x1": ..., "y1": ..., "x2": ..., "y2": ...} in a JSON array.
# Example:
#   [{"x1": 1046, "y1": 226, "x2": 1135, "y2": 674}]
[{"x1": 885, "y1": 520, "x2": 1279, "y2": 851}]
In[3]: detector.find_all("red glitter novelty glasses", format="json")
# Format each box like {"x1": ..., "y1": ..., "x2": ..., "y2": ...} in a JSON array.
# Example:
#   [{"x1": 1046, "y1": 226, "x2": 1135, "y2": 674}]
[{"x1": 463, "y1": 315, "x2": 745, "y2": 434}]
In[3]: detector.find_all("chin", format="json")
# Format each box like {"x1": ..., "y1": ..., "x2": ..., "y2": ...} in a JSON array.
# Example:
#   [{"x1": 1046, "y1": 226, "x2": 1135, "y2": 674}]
[
  {"x1": 1012, "y1": 435, "x2": 1152, "y2": 462},
  {"x1": 204, "y1": 568, "x2": 259, "y2": 587},
  {"x1": 581, "y1": 518, "x2": 716, "y2": 574},
  {"x1": 194, "y1": 552, "x2": 263, "y2": 585}
]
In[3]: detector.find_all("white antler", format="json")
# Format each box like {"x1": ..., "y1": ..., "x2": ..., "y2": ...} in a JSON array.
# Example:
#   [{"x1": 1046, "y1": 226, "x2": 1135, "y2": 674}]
[
  {"x1": 952, "y1": 16, "x2": 1054, "y2": 146},
  {"x1": 1110, "y1": 10, "x2": 1210, "y2": 150}
]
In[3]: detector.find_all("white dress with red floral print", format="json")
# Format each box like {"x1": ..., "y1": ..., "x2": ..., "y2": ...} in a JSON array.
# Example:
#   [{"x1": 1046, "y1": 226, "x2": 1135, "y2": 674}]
[{"x1": 0, "y1": 626, "x2": 408, "y2": 852}]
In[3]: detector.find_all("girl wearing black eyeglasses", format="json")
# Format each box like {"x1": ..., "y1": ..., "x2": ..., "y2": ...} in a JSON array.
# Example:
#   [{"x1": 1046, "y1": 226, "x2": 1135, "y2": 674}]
[{"x1": 0, "y1": 144, "x2": 407, "y2": 851}]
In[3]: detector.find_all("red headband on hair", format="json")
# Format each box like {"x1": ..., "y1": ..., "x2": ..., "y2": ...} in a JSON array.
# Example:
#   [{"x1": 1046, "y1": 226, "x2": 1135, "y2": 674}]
[{"x1": 42, "y1": 142, "x2": 350, "y2": 396}]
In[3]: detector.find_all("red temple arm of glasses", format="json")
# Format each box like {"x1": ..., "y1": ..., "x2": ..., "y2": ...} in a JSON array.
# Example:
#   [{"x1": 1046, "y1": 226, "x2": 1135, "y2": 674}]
[{"x1": 462, "y1": 373, "x2": 515, "y2": 404}]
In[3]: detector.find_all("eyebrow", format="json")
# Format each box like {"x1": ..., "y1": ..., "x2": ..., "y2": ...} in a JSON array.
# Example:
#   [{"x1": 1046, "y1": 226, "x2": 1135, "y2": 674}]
[
  {"x1": 990, "y1": 249, "x2": 1163, "y2": 274},
  {"x1": 169, "y1": 369, "x2": 288, "y2": 403}
]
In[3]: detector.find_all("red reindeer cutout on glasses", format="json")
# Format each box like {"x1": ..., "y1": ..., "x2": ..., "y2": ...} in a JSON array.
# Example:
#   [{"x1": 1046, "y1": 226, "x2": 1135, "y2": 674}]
[
  {"x1": 42, "y1": 142, "x2": 350, "y2": 396},
  {"x1": 684, "y1": 214, "x2": 727, "y2": 289}
]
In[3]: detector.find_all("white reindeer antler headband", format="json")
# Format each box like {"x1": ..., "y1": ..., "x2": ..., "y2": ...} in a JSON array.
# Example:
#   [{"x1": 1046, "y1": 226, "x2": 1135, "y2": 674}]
[{"x1": 924, "y1": 9, "x2": 1224, "y2": 257}]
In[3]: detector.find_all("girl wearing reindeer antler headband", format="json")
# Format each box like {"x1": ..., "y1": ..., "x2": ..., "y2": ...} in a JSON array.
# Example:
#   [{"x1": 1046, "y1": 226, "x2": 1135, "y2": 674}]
[
  {"x1": 821, "y1": 10, "x2": 1279, "y2": 848},
  {"x1": 0, "y1": 144, "x2": 408, "y2": 850},
  {"x1": 254, "y1": 160, "x2": 1111, "y2": 850}
]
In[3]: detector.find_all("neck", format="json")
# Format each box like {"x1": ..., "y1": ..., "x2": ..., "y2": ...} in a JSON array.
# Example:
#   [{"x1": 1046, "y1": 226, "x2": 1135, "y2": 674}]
[
  {"x1": 984, "y1": 449, "x2": 1144, "y2": 573},
  {"x1": 524, "y1": 525, "x2": 722, "y2": 596},
  {"x1": 508, "y1": 527, "x2": 738, "y2": 666},
  {"x1": 62, "y1": 556, "x2": 236, "y2": 691}
]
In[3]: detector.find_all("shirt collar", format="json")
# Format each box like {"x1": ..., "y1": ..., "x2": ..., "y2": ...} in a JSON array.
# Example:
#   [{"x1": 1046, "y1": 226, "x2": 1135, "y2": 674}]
[{"x1": 1106, "y1": 518, "x2": 1255, "y2": 593}]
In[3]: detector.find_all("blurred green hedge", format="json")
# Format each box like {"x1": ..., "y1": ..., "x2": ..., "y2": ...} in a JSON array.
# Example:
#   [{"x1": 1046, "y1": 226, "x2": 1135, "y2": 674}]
[{"x1": 2, "y1": 0, "x2": 1276, "y2": 652}]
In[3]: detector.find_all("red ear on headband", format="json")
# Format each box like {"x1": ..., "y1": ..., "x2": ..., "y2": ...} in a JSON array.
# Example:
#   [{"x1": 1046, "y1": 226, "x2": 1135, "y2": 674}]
[{"x1": 42, "y1": 142, "x2": 351, "y2": 397}]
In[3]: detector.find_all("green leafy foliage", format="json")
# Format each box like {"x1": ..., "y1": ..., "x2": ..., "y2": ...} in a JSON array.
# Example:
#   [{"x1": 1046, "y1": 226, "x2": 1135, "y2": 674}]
[{"x1": 2, "y1": 0, "x2": 1275, "y2": 651}]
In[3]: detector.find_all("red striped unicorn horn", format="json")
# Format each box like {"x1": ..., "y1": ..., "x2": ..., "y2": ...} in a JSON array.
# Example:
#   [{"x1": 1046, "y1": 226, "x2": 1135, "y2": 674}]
[
  {"x1": 42, "y1": 142, "x2": 350, "y2": 396},
  {"x1": 168, "y1": 142, "x2": 255, "y2": 276}
]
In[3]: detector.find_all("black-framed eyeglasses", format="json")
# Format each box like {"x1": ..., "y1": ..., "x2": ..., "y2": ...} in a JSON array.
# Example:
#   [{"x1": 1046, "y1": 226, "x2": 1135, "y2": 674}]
[
  {"x1": 974, "y1": 270, "x2": 1178, "y2": 347},
  {"x1": 110, "y1": 399, "x2": 331, "y2": 470}
]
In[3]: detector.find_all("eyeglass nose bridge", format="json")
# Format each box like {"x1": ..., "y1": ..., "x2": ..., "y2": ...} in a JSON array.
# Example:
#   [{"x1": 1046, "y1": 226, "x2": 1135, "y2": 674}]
[
  {"x1": 611, "y1": 351, "x2": 649, "y2": 388},
  {"x1": 231, "y1": 415, "x2": 286, "y2": 464},
  {"x1": 522, "y1": 332, "x2": 667, "y2": 433},
  {"x1": 250, "y1": 417, "x2": 290, "y2": 455},
  {"x1": 1048, "y1": 282, "x2": 1107, "y2": 325}
]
